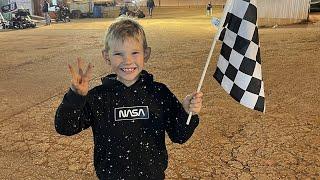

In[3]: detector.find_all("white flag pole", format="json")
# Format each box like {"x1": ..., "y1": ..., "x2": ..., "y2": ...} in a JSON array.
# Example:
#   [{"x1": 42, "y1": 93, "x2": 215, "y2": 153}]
[
  {"x1": 186, "y1": 0, "x2": 234, "y2": 125},
  {"x1": 0, "y1": 12, "x2": 5, "y2": 22}
]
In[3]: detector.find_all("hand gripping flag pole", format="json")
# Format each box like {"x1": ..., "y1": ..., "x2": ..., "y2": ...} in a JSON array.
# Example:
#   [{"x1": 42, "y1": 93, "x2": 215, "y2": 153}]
[{"x1": 186, "y1": 0, "x2": 234, "y2": 125}]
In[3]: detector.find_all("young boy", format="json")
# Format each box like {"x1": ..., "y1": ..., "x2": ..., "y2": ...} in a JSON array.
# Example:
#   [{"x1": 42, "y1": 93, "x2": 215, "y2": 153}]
[{"x1": 55, "y1": 17, "x2": 203, "y2": 179}]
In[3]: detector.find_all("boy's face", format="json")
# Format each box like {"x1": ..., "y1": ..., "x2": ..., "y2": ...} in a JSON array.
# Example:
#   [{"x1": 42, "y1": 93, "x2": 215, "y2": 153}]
[{"x1": 103, "y1": 37, "x2": 151, "y2": 87}]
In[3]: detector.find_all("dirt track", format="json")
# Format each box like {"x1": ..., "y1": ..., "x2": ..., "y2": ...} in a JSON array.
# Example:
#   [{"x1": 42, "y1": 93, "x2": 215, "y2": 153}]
[{"x1": 0, "y1": 7, "x2": 319, "y2": 179}]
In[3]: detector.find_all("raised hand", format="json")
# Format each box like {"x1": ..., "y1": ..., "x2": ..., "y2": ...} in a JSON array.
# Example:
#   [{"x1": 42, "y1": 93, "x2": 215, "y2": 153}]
[
  {"x1": 68, "y1": 58, "x2": 93, "y2": 96},
  {"x1": 182, "y1": 92, "x2": 203, "y2": 115}
]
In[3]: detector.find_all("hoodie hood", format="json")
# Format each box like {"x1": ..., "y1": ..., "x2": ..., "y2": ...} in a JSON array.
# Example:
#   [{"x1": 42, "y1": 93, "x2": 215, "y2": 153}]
[{"x1": 101, "y1": 70, "x2": 154, "y2": 91}]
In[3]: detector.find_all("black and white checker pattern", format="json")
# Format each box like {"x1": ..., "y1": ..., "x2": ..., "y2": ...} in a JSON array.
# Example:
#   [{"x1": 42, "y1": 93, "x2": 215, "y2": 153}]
[{"x1": 213, "y1": 0, "x2": 265, "y2": 112}]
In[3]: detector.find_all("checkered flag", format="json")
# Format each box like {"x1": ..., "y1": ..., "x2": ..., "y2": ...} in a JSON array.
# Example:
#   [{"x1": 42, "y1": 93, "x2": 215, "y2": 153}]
[{"x1": 213, "y1": 0, "x2": 265, "y2": 112}]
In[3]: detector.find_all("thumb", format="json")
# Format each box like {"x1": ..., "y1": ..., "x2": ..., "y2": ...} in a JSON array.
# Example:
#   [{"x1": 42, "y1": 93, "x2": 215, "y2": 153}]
[
  {"x1": 183, "y1": 93, "x2": 194, "y2": 107},
  {"x1": 185, "y1": 94, "x2": 193, "y2": 102},
  {"x1": 188, "y1": 92, "x2": 198, "y2": 101},
  {"x1": 183, "y1": 94, "x2": 194, "y2": 114}
]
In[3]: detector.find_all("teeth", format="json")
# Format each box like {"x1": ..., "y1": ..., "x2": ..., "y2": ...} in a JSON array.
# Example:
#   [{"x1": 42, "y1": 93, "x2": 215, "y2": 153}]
[{"x1": 121, "y1": 68, "x2": 136, "y2": 72}]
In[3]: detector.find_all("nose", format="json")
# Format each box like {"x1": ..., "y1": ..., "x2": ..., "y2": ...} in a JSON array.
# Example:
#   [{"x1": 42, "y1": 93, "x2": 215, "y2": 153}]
[{"x1": 124, "y1": 54, "x2": 133, "y2": 64}]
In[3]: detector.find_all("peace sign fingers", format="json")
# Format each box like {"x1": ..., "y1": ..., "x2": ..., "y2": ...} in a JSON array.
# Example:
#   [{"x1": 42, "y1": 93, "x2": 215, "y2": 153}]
[
  {"x1": 83, "y1": 63, "x2": 94, "y2": 82},
  {"x1": 77, "y1": 57, "x2": 85, "y2": 77},
  {"x1": 67, "y1": 58, "x2": 94, "y2": 96}
]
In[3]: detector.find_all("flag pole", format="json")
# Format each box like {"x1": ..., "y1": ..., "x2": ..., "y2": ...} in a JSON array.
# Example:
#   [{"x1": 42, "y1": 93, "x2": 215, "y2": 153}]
[
  {"x1": 0, "y1": 12, "x2": 5, "y2": 22},
  {"x1": 186, "y1": 0, "x2": 234, "y2": 125}
]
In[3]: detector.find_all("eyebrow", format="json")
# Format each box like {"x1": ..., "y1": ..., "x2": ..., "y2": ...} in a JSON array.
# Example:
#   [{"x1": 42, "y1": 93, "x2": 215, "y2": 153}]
[
  {"x1": 111, "y1": 47, "x2": 142, "y2": 52},
  {"x1": 111, "y1": 51, "x2": 121, "y2": 54}
]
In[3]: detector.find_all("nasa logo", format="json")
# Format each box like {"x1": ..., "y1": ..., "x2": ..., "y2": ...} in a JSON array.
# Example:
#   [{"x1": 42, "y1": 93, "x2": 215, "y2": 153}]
[{"x1": 114, "y1": 106, "x2": 149, "y2": 121}]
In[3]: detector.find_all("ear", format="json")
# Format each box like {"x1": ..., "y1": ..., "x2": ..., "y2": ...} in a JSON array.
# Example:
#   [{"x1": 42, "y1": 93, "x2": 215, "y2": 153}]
[
  {"x1": 102, "y1": 49, "x2": 111, "y2": 65},
  {"x1": 144, "y1": 47, "x2": 151, "y2": 63}
]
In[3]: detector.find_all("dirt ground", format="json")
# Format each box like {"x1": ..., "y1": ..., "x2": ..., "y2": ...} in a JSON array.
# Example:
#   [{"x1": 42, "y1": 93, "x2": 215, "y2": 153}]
[{"x1": 0, "y1": 7, "x2": 319, "y2": 179}]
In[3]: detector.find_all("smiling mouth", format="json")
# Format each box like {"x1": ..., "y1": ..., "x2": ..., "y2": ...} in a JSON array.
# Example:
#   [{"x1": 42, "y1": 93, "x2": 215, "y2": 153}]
[{"x1": 120, "y1": 67, "x2": 137, "y2": 72}]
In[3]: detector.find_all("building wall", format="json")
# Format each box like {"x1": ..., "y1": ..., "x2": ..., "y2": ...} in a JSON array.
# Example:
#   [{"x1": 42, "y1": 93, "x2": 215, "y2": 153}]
[
  {"x1": 257, "y1": 0, "x2": 311, "y2": 26},
  {"x1": 257, "y1": 0, "x2": 310, "y2": 19},
  {"x1": 134, "y1": 0, "x2": 226, "y2": 7},
  {"x1": 160, "y1": 0, "x2": 226, "y2": 6}
]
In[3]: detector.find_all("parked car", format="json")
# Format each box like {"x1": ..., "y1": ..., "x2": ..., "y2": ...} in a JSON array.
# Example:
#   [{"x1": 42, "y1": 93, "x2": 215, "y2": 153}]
[{"x1": 310, "y1": 0, "x2": 320, "y2": 12}]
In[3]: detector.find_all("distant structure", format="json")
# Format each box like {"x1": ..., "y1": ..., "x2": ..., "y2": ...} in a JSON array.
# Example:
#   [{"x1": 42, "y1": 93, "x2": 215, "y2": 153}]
[
  {"x1": 146, "y1": 0, "x2": 226, "y2": 6},
  {"x1": 0, "y1": 0, "x2": 39, "y2": 19},
  {"x1": 0, "y1": 0, "x2": 311, "y2": 25},
  {"x1": 147, "y1": 0, "x2": 311, "y2": 26},
  {"x1": 0, "y1": 0, "x2": 62, "y2": 16},
  {"x1": 257, "y1": 0, "x2": 311, "y2": 26}
]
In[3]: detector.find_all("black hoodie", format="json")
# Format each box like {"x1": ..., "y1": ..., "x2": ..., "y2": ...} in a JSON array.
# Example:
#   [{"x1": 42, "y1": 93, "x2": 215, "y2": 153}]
[{"x1": 55, "y1": 70, "x2": 199, "y2": 180}]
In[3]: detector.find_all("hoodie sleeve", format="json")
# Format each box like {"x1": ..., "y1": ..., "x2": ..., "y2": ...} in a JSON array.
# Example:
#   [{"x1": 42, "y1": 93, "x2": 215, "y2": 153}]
[
  {"x1": 162, "y1": 85, "x2": 199, "y2": 144},
  {"x1": 55, "y1": 89, "x2": 93, "y2": 136}
]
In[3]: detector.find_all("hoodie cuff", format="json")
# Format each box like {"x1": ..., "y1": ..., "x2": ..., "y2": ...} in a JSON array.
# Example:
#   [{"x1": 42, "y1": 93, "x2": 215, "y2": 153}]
[
  {"x1": 64, "y1": 88, "x2": 87, "y2": 108},
  {"x1": 187, "y1": 114, "x2": 199, "y2": 129}
]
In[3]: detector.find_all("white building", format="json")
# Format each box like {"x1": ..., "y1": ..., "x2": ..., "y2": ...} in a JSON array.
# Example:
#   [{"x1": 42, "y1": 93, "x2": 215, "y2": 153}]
[
  {"x1": 257, "y1": 0, "x2": 311, "y2": 26},
  {"x1": 138, "y1": 0, "x2": 311, "y2": 25},
  {"x1": 125, "y1": 0, "x2": 227, "y2": 7}
]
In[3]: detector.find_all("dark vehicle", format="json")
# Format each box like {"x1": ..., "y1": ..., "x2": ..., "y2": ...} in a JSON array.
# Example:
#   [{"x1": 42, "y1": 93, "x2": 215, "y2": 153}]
[
  {"x1": 310, "y1": 0, "x2": 320, "y2": 12},
  {"x1": 2, "y1": 9, "x2": 36, "y2": 29},
  {"x1": 55, "y1": 5, "x2": 71, "y2": 23},
  {"x1": 119, "y1": 4, "x2": 145, "y2": 18},
  {"x1": 1, "y1": 19, "x2": 8, "y2": 29},
  {"x1": 119, "y1": 5, "x2": 129, "y2": 16}
]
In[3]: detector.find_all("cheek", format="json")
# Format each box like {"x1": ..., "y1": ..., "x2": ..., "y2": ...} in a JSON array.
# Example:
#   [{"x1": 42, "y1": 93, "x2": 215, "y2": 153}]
[
  {"x1": 110, "y1": 57, "x2": 122, "y2": 65},
  {"x1": 135, "y1": 55, "x2": 145, "y2": 63},
  {"x1": 110, "y1": 61, "x2": 120, "y2": 68},
  {"x1": 110, "y1": 63, "x2": 119, "y2": 72},
  {"x1": 109, "y1": 61, "x2": 119, "y2": 71}
]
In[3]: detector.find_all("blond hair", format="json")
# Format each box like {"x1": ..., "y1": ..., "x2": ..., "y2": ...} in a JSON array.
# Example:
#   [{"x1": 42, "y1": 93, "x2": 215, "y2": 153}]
[{"x1": 104, "y1": 17, "x2": 148, "y2": 52}]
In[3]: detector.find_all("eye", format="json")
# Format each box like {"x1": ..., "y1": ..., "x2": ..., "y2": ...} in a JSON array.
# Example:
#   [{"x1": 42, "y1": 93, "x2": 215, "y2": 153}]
[
  {"x1": 113, "y1": 53, "x2": 122, "y2": 56},
  {"x1": 132, "y1": 52, "x2": 139, "y2": 55}
]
